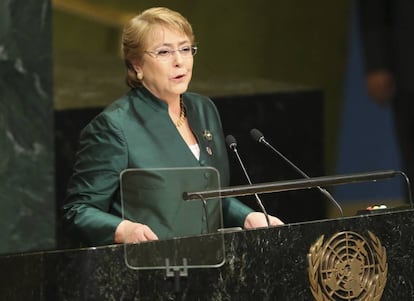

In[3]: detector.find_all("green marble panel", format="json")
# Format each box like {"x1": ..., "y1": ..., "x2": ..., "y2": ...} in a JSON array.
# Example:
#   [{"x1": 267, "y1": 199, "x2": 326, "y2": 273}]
[{"x1": 0, "y1": 1, "x2": 55, "y2": 254}]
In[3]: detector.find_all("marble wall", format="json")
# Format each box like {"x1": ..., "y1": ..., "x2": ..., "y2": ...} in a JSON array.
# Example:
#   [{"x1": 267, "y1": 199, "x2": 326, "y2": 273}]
[{"x1": 0, "y1": 0, "x2": 55, "y2": 254}]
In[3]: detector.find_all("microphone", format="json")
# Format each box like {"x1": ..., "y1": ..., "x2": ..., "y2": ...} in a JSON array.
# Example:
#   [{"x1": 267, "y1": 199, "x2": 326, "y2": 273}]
[
  {"x1": 250, "y1": 128, "x2": 344, "y2": 217},
  {"x1": 225, "y1": 135, "x2": 271, "y2": 226}
]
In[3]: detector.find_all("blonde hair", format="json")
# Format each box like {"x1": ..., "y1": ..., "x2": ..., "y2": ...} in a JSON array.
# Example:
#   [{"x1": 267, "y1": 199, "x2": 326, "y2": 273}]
[{"x1": 121, "y1": 7, "x2": 195, "y2": 88}]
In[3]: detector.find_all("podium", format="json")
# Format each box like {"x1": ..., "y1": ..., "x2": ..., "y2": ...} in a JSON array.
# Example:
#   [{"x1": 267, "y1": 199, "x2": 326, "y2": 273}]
[
  {"x1": 1, "y1": 170, "x2": 413, "y2": 300},
  {"x1": 1, "y1": 208, "x2": 414, "y2": 300}
]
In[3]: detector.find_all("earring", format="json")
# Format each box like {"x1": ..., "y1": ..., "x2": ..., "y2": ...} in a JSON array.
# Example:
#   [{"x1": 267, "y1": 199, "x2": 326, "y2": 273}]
[{"x1": 137, "y1": 72, "x2": 143, "y2": 80}]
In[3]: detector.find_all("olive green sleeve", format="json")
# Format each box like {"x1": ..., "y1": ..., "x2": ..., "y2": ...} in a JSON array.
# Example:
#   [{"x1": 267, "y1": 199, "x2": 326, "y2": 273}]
[
  {"x1": 222, "y1": 197, "x2": 254, "y2": 228},
  {"x1": 62, "y1": 113, "x2": 127, "y2": 246}
]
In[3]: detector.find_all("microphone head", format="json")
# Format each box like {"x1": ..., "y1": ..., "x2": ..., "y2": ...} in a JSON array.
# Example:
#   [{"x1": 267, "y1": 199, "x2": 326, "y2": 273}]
[
  {"x1": 225, "y1": 135, "x2": 237, "y2": 150},
  {"x1": 250, "y1": 128, "x2": 264, "y2": 143}
]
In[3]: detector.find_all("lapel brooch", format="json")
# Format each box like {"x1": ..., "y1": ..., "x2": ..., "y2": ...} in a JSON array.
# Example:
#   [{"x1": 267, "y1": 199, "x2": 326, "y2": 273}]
[{"x1": 203, "y1": 130, "x2": 213, "y2": 141}]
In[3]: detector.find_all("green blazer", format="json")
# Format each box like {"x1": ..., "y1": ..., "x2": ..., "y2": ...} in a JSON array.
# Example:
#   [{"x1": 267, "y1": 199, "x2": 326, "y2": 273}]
[{"x1": 63, "y1": 86, "x2": 253, "y2": 246}]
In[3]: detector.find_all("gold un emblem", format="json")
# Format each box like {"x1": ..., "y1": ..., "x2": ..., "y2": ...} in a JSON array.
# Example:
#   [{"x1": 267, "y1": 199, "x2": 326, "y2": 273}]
[{"x1": 308, "y1": 231, "x2": 387, "y2": 301}]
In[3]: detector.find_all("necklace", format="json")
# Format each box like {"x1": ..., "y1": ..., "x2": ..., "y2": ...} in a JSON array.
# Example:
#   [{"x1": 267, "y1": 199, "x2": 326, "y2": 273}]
[{"x1": 175, "y1": 98, "x2": 186, "y2": 128}]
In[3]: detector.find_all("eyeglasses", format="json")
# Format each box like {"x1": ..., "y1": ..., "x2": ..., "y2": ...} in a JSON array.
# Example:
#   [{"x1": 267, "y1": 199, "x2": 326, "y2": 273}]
[{"x1": 145, "y1": 45, "x2": 198, "y2": 60}]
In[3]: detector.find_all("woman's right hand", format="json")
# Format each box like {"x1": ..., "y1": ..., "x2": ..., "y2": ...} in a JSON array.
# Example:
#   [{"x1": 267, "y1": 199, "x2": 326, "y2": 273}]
[{"x1": 114, "y1": 220, "x2": 159, "y2": 243}]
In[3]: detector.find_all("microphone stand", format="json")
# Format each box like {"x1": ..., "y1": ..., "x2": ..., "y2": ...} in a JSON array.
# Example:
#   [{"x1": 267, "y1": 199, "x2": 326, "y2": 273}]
[
  {"x1": 250, "y1": 128, "x2": 343, "y2": 216},
  {"x1": 226, "y1": 135, "x2": 271, "y2": 226}
]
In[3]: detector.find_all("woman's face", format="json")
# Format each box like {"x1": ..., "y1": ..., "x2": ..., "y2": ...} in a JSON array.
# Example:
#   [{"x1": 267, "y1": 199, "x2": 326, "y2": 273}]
[{"x1": 134, "y1": 25, "x2": 194, "y2": 103}]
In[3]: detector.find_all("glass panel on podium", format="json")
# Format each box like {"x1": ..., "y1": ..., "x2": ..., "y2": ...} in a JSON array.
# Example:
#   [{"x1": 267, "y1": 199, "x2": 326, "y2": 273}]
[{"x1": 120, "y1": 167, "x2": 225, "y2": 271}]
